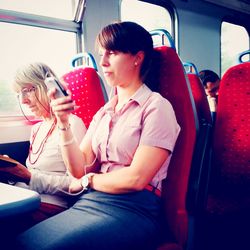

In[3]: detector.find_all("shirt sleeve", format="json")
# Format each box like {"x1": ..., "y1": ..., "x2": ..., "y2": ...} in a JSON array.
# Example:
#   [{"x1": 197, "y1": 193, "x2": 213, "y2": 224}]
[
  {"x1": 69, "y1": 114, "x2": 87, "y2": 145},
  {"x1": 140, "y1": 94, "x2": 180, "y2": 153},
  {"x1": 29, "y1": 169, "x2": 73, "y2": 196},
  {"x1": 80, "y1": 107, "x2": 105, "y2": 145}
]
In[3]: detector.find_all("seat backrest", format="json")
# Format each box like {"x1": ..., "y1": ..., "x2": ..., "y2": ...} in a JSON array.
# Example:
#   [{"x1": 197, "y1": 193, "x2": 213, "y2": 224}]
[
  {"x1": 182, "y1": 63, "x2": 213, "y2": 236},
  {"x1": 209, "y1": 50, "x2": 250, "y2": 205},
  {"x1": 200, "y1": 50, "x2": 250, "y2": 250},
  {"x1": 150, "y1": 30, "x2": 199, "y2": 249},
  {"x1": 62, "y1": 52, "x2": 108, "y2": 128},
  {"x1": 183, "y1": 62, "x2": 212, "y2": 125}
]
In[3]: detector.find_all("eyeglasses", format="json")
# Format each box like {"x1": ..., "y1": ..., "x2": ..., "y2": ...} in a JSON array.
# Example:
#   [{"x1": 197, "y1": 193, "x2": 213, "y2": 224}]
[{"x1": 17, "y1": 86, "x2": 36, "y2": 99}]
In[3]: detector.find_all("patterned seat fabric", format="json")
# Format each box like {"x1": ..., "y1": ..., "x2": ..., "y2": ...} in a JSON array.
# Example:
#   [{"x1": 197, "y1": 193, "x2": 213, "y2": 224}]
[
  {"x1": 198, "y1": 55, "x2": 250, "y2": 250},
  {"x1": 62, "y1": 67, "x2": 106, "y2": 128},
  {"x1": 187, "y1": 73, "x2": 212, "y2": 125},
  {"x1": 183, "y1": 62, "x2": 212, "y2": 125},
  {"x1": 183, "y1": 64, "x2": 213, "y2": 230},
  {"x1": 155, "y1": 46, "x2": 198, "y2": 250},
  {"x1": 208, "y1": 61, "x2": 250, "y2": 213}
]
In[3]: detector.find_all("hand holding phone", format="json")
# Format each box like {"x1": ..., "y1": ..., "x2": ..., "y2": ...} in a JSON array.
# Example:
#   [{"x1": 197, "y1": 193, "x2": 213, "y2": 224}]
[{"x1": 45, "y1": 77, "x2": 68, "y2": 98}]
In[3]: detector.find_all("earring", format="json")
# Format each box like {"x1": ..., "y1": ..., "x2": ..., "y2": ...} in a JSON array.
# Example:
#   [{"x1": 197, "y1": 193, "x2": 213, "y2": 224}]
[{"x1": 134, "y1": 62, "x2": 138, "y2": 66}]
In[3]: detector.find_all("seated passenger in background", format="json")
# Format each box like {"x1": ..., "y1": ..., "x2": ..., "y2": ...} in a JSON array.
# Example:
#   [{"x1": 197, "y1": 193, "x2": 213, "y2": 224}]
[
  {"x1": 0, "y1": 62, "x2": 86, "y2": 227},
  {"x1": 14, "y1": 21, "x2": 180, "y2": 250},
  {"x1": 199, "y1": 69, "x2": 220, "y2": 118}
]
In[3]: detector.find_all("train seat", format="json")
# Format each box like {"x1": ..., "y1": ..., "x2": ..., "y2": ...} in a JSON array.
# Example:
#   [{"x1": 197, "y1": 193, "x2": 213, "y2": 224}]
[
  {"x1": 183, "y1": 62, "x2": 212, "y2": 125},
  {"x1": 203, "y1": 49, "x2": 250, "y2": 249},
  {"x1": 182, "y1": 62, "x2": 214, "y2": 249},
  {"x1": 150, "y1": 30, "x2": 200, "y2": 250},
  {"x1": 62, "y1": 52, "x2": 108, "y2": 128},
  {"x1": 182, "y1": 63, "x2": 213, "y2": 202}
]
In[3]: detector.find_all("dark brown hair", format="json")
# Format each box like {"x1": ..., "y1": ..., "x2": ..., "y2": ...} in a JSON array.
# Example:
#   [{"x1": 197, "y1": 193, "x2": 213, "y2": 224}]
[
  {"x1": 199, "y1": 70, "x2": 220, "y2": 87},
  {"x1": 96, "y1": 21, "x2": 160, "y2": 91}
]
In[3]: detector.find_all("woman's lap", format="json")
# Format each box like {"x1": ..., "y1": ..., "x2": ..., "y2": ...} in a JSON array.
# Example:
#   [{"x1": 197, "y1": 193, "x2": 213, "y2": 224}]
[{"x1": 14, "y1": 190, "x2": 162, "y2": 250}]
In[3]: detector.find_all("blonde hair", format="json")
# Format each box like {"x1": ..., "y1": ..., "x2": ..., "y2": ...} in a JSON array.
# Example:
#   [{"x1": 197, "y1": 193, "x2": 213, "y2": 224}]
[{"x1": 13, "y1": 62, "x2": 61, "y2": 109}]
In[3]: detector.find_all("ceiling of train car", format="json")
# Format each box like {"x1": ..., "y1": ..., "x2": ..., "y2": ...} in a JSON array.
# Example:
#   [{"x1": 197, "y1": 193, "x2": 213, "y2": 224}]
[{"x1": 204, "y1": 0, "x2": 250, "y2": 14}]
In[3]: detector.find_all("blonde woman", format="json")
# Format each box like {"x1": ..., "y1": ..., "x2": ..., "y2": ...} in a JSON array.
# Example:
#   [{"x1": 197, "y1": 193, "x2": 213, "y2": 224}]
[{"x1": 0, "y1": 62, "x2": 86, "y2": 225}]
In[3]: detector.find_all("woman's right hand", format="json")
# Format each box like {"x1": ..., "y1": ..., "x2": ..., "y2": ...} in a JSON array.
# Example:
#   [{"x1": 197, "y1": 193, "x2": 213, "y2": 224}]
[{"x1": 69, "y1": 178, "x2": 83, "y2": 194}]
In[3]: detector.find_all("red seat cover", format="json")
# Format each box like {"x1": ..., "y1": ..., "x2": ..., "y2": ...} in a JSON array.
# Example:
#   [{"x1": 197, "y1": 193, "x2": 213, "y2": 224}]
[
  {"x1": 62, "y1": 67, "x2": 106, "y2": 128},
  {"x1": 187, "y1": 73, "x2": 212, "y2": 124},
  {"x1": 208, "y1": 61, "x2": 250, "y2": 214},
  {"x1": 155, "y1": 46, "x2": 198, "y2": 249}
]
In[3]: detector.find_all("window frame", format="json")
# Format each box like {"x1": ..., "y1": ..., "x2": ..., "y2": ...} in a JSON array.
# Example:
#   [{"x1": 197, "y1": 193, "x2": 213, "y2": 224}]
[
  {"x1": 0, "y1": 9, "x2": 83, "y2": 52},
  {"x1": 220, "y1": 17, "x2": 250, "y2": 75},
  {"x1": 0, "y1": 8, "x2": 83, "y2": 123},
  {"x1": 120, "y1": 0, "x2": 177, "y2": 50},
  {"x1": 141, "y1": 0, "x2": 177, "y2": 42}
]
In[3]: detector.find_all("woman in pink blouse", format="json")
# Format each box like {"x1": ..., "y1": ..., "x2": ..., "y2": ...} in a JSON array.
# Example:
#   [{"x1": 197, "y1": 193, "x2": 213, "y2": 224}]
[{"x1": 15, "y1": 21, "x2": 180, "y2": 250}]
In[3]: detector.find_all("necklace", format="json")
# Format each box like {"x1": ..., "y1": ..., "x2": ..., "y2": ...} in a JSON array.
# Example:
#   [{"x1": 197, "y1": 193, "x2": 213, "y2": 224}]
[{"x1": 28, "y1": 119, "x2": 56, "y2": 165}]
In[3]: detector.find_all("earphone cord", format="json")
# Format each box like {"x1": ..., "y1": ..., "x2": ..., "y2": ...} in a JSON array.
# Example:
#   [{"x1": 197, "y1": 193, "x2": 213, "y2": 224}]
[
  {"x1": 56, "y1": 187, "x2": 85, "y2": 196},
  {"x1": 18, "y1": 100, "x2": 33, "y2": 122},
  {"x1": 55, "y1": 159, "x2": 97, "y2": 196},
  {"x1": 34, "y1": 91, "x2": 51, "y2": 114}
]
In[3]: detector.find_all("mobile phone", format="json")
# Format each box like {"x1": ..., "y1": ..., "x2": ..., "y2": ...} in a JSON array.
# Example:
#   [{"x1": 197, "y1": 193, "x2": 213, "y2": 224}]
[{"x1": 44, "y1": 77, "x2": 68, "y2": 98}]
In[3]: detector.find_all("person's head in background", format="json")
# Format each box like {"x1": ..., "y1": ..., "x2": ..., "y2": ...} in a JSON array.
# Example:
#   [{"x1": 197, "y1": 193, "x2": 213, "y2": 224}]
[
  {"x1": 13, "y1": 62, "x2": 61, "y2": 120},
  {"x1": 199, "y1": 69, "x2": 220, "y2": 98}
]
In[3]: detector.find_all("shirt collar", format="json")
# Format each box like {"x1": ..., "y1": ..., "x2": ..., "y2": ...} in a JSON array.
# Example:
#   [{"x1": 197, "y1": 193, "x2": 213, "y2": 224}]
[
  {"x1": 130, "y1": 84, "x2": 152, "y2": 107},
  {"x1": 103, "y1": 84, "x2": 152, "y2": 112}
]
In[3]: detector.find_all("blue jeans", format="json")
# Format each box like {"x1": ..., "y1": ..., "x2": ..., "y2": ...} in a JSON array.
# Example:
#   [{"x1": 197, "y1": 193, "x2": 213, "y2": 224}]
[{"x1": 13, "y1": 189, "x2": 162, "y2": 250}]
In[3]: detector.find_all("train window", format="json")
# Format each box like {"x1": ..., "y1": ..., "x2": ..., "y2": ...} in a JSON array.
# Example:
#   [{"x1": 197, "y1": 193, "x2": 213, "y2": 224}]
[
  {"x1": 0, "y1": 0, "x2": 77, "y2": 20},
  {"x1": 0, "y1": 1, "x2": 83, "y2": 119},
  {"x1": 120, "y1": 0, "x2": 172, "y2": 34},
  {"x1": 0, "y1": 22, "x2": 76, "y2": 117},
  {"x1": 221, "y1": 21, "x2": 249, "y2": 75}
]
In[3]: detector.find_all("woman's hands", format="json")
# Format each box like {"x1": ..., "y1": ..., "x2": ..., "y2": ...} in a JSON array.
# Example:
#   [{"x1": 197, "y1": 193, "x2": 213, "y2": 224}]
[
  {"x1": 69, "y1": 178, "x2": 83, "y2": 193},
  {"x1": 69, "y1": 173, "x2": 96, "y2": 194}
]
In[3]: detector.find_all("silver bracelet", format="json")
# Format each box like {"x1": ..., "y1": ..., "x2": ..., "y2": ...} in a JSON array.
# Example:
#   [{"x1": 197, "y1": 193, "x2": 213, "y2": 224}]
[
  {"x1": 58, "y1": 123, "x2": 71, "y2": 131},
  {"x1": 59, "y1": 138, "x2": 74, "y2": 146}
]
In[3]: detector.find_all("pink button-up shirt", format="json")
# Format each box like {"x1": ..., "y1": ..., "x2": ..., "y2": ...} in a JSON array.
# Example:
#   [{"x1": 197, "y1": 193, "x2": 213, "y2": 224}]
[{"x1": 86, "y1": 84, "x2": 180, "y2": 190}]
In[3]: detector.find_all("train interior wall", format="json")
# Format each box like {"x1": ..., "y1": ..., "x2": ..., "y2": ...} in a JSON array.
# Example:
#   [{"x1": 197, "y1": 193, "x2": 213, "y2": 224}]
[{"x1": 83, "y1": 0, "x2": 249, "y2": 93}]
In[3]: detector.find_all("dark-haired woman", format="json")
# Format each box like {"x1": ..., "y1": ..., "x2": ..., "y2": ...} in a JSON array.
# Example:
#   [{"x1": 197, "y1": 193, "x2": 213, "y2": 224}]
[{"x1": 14, "y1": 22, "x2": 180, "y2": 250}]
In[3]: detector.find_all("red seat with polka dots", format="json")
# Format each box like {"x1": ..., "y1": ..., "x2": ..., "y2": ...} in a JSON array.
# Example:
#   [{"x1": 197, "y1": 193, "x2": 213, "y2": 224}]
[
  {"x1": 203, "y1": 50, "x2": 250, "y2": 249},
  {"x1": 62, "y1": 54, "x2": 107, "y2": 128},
  {"x1": 208, "y1": 58, "x2": 250, "y2": 212},
  {"x1": 150, "y1": 30, "x2": 201, "y2": 250},
  {"x1": 183, "y1": 62, "x2": 212, "y2": 125}
]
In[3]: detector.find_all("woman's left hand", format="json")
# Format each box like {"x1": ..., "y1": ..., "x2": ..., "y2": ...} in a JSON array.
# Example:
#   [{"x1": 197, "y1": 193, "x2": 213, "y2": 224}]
[{"x1": 69, "y1": 178, "x2": 83, "y2": 193}]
